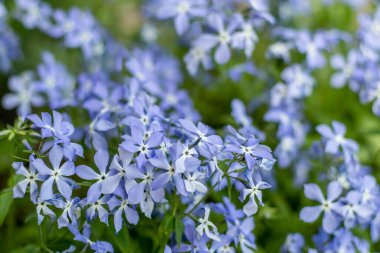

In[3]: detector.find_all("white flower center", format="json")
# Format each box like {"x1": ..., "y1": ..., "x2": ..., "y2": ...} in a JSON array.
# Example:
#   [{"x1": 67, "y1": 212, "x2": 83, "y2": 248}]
[
  {"x1": 177, "y1": 2, "x2": 190, "y2": 14},
  {"x1": 218, "y1": 30, "x2": 231, "y2": 44}
]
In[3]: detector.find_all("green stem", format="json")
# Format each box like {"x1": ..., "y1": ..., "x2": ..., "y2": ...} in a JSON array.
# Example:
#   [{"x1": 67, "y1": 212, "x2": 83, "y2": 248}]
[{"x1": 38, "y1": 224, "x2": 53, "y2": 253}]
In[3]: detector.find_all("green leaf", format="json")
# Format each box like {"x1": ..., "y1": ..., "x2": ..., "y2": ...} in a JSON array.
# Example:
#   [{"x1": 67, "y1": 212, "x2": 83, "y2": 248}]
[
  {"x1": 0, "y1": 129, "x2": 10, "y2": 137},
  {"x1": 10, "y1": 244, "x2": 40, "y2": 253},
  {"x1": 175, "y1": 217, "x2": 185, "y2": 247},
  {"x1": 0, "y1": 188, "x2": 13, "y2": 226}
]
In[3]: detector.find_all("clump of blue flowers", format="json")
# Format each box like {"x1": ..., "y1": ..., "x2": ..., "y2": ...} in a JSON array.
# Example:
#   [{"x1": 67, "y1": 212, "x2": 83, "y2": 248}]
[{"x1": 2, "y1": 0, "x2": 380, "y2": 252}]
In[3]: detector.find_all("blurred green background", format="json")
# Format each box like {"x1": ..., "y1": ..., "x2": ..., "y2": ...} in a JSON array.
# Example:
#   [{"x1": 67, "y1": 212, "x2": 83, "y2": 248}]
[{"x1": 1, "y1": 0, "x2": 380, "y2": 252}]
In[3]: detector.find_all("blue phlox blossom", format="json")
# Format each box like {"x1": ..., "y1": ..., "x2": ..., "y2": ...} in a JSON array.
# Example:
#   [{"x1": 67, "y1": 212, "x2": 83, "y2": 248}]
[
  {"x1": 183, "y1": 171, "x2": 208, "y2": 194},
  {"x1": 35, "y1": 52, "x2": 76, "y2": 109},
  {"x1": 156, "y1": 0, "x2": 207, "y2": 35},
  {"x1": 196, "y1": 206, "x2": 221, "y2": 242},
  {"x1": 76, "y1": 149, "x2": 111, "y2": 204},
  {"x1": 231, "y1": 99, "x2": 252, "y2": 128},
  {"x1": 12, "y1": 161, "x2": 43, "y2": 202},
  {"x1": 316, "y1": 121, "x2": 358, "y2": 162},
  {"x1": 279, "y1": 0, "x2": 311, "y2": 20},
  {"x1": 27, "y1": 111, "x2": 83, "y2": 160},
  {"x1": 2, "y1": 71, "x2": 43, "y2": 118},
  {"x1": 86, "y1": 195, "x2": 110, "y2": 225},
  {"x1": 83, "y1": 81, "x2": 123, "y2": 115},
  {"x1": 241, "y1": 172, "x2": 271, "y2": 216},
  {"x1": 53, "y1": 8, "x2": 103, "y2": 58},
  {"x1": 281, "y1": 65, "x2": 315, "y2": 99},
  {"x1": 184, "y1": 45, "x2": 213, "y2": 75},
  {"x1": 179, "y1": 118, "x2": 223, "y2": 155},
  {"x1": 53, "y1": 195, "x2": 81, "y2": 228},
  {"x1": 330, "y1": 50, "x2": 360, "y2": 89},
  {"x1": 101, "y1": 148, "x2": 134, "y2": 194},
  {"x1": 7, "y1": 0, "x2": 380, "y2": 250},
  {"x1": 122, "y1": 96, "x2": 161, "y2": 128},
  {"x1": 32, "y1": 145, "x2": 76, "y2": 200},
  {"x1": 231, "y1": 14, "x2": 258, "y2": 57},
  {"x1": 281, "y1": 233, "x2": 305, "y2": 253},
  {"x1": 173, "y1": 141, "x2": 200, "y2": 174},
  {"x1": 124, "y1": 158, "x2": 165, "y2": 217},
  {"x1": 358, "y1": 8, "x2": 380, "y2": 53},
  {"x1": 0, "y1": 2, "x2": 6, "y2": 22},
  {"x1": 210, "y1": 235, "x2": 235, "y2": 252},
  {"x1": 149, "y1": 150, "x2": 187, "y2": 195},
  {"x1": 339, "y1": 190, "x2": 373, "y2": 229},
  {"x1": 231, "y1": 99, "x2": 265, "y2": 140},
  {"x1": 108, "y1": 189, "x2": 139, "y2": 232},
  {"x1": 359, "y1": 79, "x2": 380, "y2": 116},
  {"x1": 120, "y1": 124, "x2": 163, "y2": 159},
  {"x1": 36, "y1": 198, "x2": 56, "y2": 224},
  {"x1": 15, "y1": 0, "x2": 52, "y2": 31},
  {"x1": 300, "y1": 181, "x2": 342, "y2": 233},
  {"x1": 212, "y1": 197, "x2": 255, "y2": 247},
  {"x1": 194, "y1": 13, "x2": 240, "y2": 64},
  {"x1": 295, "y1": 31, "x2": 328, "y2": 69},
  {"x1": 225, "y1": 126, "x2": 274, "y2": 171}
]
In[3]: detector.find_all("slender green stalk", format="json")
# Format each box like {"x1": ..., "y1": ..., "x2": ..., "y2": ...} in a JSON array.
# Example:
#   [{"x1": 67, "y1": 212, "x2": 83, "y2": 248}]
[{"x1": 38, "y1": 224, "x2": 53, "y2": 253}]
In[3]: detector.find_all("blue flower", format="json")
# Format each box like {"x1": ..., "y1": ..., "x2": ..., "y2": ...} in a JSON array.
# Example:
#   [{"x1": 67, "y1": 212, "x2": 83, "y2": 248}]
[
  {"x1": 108, "y1": 189, "x2": 139, "y2": 233},
  {"x1": 194, "y1": 14, "x2": 239, "y2": 64},
  {"x1": 156, "y1": 0, "x2": 207, "y2": 35},
  {"x1": 196, "y1": 207, "x2": 221, "y2": 241},
  {"x1": 86, "y1": 195, "x2": 110, "y2": 225},
  {"x1": 330, "y1": 50, "x2": 359, "y2": 89},
  {"x1": 316, "y1": 121, "x2": 358, "y2": 161},
  {"x1": 125, "y1": 158, "x2": 165, "y2": 217},
  {"x1": 15, "y1": 0, "x2": 52, "y2": 31},
  {"x1": 28, "y1": 111, "x2": 83, "y2": 160},
  {"x1": 184, "y1": 46, "x2": 213, "y2": 75},
  {"x1": 281, "y1": 233, "x2": 304, "y2": 253},
  {"x1": 300, "y1": 181, "x2": 342, "y2": 233},
  {"x1": 149, "y1": 150, "x2": 187, "y2": 195},
  {"x1": 121, "y1": 125, "x2": 163, "y2": 159},
  {"x1": 12, "y1": 162, "x2": 43, "y2": 202},
  {"x1": 231, "y1": 15, "x2": 258, "y2": 57},
  {"x1": 281, "y1": 65, "x2": 315, "y2": 99},
  {"x1": 241, "y1": 173, "x2": 271, "y2": 216},
  {"x1": 32, "y1": 145, "x2": 75, "y2": 200},
  {"x1": 101, "y1": 148, "x2": 134, "y2": 194},
  {"x1": 76, "y1": 149, "x2": 111, "y2": 203},
  {"x1": 179, "y1": 118, "x2": 223, "y2": 155},
  {"x1": 36, "y1": 198, "x2": 56, "y2": 224},
  {"x1": 339, "y1": 190, "x2": 373, "y2": 228},
  {"x1": 183, "y1": 171, "x2": 207, "y2": 194},
  {"x1": 225, "y1": 126, "x2": 274, "y2": 171},
  {"x1": 35, "y1": 52, "x2": 75, "y2": 109},
  {"x1": 2, "y1": 72, "x2": 44, "y2": 118},
  {"x1": 53, "y1": 196, "x2": 81, "y2": 228},
  {"x1": 174, "y1": 141, "x2": 200, "y2": 174}
]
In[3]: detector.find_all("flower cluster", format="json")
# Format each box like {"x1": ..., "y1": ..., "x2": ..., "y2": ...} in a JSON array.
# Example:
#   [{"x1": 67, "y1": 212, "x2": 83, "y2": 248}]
[
  {"x1": 147, "y1": 0, "x2": 274, "y2": 75},
  {"x1": 297, "y1": 121, "x2": 379, "y2": 252},
  {"x1": 0, "y1": 2, "x2": 21, "y2": 73},
  {"x1": 3, "y1": 1, "x2": 277, "y2": 252},
  {"x1": 2, "y1": 0, "x2": 380, "y2": 252}
]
